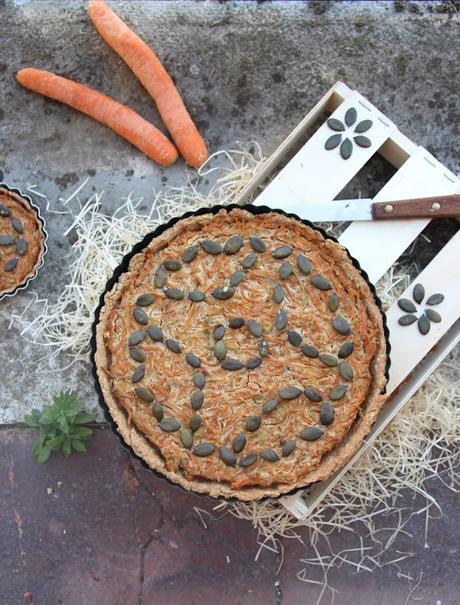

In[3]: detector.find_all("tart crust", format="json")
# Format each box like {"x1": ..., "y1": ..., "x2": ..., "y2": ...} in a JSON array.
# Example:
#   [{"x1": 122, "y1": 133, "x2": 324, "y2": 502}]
[
  {"x1": 0, "y1": 187, "x2": 46, "y2": 298},
  {"x1": 95, "y1": 208, "x2": 388, "y2": 501}
]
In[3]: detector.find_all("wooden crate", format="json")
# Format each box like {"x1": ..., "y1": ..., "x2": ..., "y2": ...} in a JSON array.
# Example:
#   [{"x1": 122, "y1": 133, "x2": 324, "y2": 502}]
[{"x1": 234, "y1": 82, "x2": 460, "y2": 519}]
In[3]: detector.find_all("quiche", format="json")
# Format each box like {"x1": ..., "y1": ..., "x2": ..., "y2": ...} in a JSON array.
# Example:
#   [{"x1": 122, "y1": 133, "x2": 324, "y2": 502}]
[
  {"x1": 0, "y1": 186, "x2": 46, "y2": 299},
  {"x1": 95, "y1": 207, "x2": 388, "y2": 500}
]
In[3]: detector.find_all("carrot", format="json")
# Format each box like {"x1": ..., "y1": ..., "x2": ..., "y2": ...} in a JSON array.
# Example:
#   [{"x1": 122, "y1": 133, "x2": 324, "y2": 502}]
[
  {"x1": 87, "y1": 0, "x2": 208, "y2": 168},
  {"x1": 16, "y1": 68, "x2": 178, "y2": 167}
]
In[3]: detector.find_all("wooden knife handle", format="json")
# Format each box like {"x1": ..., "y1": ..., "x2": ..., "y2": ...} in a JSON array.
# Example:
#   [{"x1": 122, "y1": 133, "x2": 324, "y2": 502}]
[{"x1": 372, "y1": 194, "x2": 460, "y2": 220}]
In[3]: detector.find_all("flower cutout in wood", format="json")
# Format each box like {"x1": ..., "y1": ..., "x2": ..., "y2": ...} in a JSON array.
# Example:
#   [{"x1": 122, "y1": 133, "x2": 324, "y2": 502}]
[
  {"x1": 324, "y1": 107, "x2": 373, "y2": 160},
  {"x1": 397, "y1": 283, "x2": 444, "y2": 335}
]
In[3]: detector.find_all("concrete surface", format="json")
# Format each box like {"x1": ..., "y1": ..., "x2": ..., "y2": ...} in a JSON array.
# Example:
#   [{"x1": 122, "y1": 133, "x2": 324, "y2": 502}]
[{"x1": 0, "y1": 1, "x2": 459, "y2": 603}]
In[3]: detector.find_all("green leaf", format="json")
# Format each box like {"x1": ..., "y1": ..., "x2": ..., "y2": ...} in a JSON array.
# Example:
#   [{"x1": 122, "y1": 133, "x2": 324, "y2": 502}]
[
  {"x1": 71, "y1": 426, "x2": 93, "y2": 439},
  {"x1": 62, "y1": 438, "x2": 71, "y2": 458},
  {"x1": 74, "y1": 412, "x2": 96, "y2": 425},
  {"x1": 47, "y1": 435, "x2": 65, "y2": 451},
  {"x1": 71, "y1": 439, "x2": 87, "y2": 452},
  {"x1": 35, "y1": 444, "x2": 51, "y2": 463},
  {"x1": 24, "y1": 409, "x2": 41, "y2": 427}
]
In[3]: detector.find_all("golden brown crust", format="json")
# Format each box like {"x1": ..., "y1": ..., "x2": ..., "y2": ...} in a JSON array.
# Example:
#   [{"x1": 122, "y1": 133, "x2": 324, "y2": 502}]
[
  {"x1": 95, "y1": 208, "x2": 387, "y2": 501},
  {"x1": 0, "y1": 188, "x2": 45, "y2": 297}
]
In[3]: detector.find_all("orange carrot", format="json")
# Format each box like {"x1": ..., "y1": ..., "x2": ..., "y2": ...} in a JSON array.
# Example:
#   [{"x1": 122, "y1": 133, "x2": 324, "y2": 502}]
[
  {"x1": 16, "y1": 68, "x2": 178, "y2": 167},
  {"x1": 87, "y1": 0, "x2": 208, "y2": 168}
]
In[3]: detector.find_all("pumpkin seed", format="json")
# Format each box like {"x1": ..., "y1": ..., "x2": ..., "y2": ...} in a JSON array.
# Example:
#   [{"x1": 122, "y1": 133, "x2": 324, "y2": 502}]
[
  {"x1": 201, "y1": 240, "x2": 222, "y2": 255},
  {"x1": 246, "y1": 357, "x2": 262, "y2": 370},
  {"x1": 229, "y1": 317, "x2": 244, "y2": 329},
  {"x1": 319, "y1": 403, "x2": 335, "y2": 426},
  {"x1": 261, "y1": 449, "x2": 280, "y2": 462},
  {"x1": 0, "y1": 235, "x2": 14, "y2": 245},
  {"x1": 214, "y1": 340, "x2": 226, "y2": 361},
  {"x1": 288, "y1": 330, "x2": 302, "y2": 347},
  {"x1": 262, "y1": 399, "x2": 278, "y2": 414},
  {"x1": 426, "y1": 293, "x2": 444, "y2": 306},
  {"x1": 297, "y1": 254, "x2": 312, "y2": 275},
  {"x1": 212, "y1": 285, "x2": 235, "y2": 300},
  {"x1": 129, "y1": 329, "x2": 147, "y2": 346},
  {"x1": 273, "y1": 283, "x2": 284, "y2": 303},
  {"x1": 339, "y1": 361, "x2": 353, "y2": 381},
  {"x1": 258, "y1": 340, "x2": 270, "y2": 357},
  {"x1": 311, "y1": 275, "x2": 332, "y2": 291},
  {"x1": 229, "y1": 270, "x2": 245, "y2": 287},
  {"x1": 301, "y1": 344, "x2": 319, "y2": 358},
  {"x1": 275, "y1": 309, "x2": 288, "y2": 330},
  {"x1": 248, "y1": 319, "x2": 263, "y2": 338},
  {"x1": 136, "y1": 293, "x2": 154, "y2": 306},
  {"x1": 147, "y1": 325, "x2": 164, "y2": 341},
  {"x1": 426, "y1": 308, "x2": 441, "y2": 323},
  {"x1": 11, "y1": 218, "x2": 23, "y2": 234},
  {"x1": 164, "y1": 287, "x2": 184, "y2": 300},
  {"x1": 272, "y1": 246, "x2": 293, "y2": 259},
  {"x1": 224, "y1": 235, "x2": 243, "y2": 255},
  {"x1": 345, "y1": 107, "x2": 357, "y2": 127},
  {"x1": 354, "y1": 119, "x2": 373, "y2": 133},
  {"x1": 180, "y1": 428, "x2": 193, "y2": 449},
  {"x1": 154, "y1": 266, "x2": 167, "y2": 288},
  {"x1": 239, "y1": 453, "x2": 257, "y2": 467},
  {"x1": 166, "y1": 339, "x2": 181, "y2": 353},
  {"x1": 190, "y1": 414, "x2": 201, "y2": 432},
  {"x1": 319, "y1": 353, "x2": 338, "y2": 367},
  {"x1": 338, "y1": 341, "x2": 354, "y2": 358},
  {"x1": 132, "y1": 364, "x2": 145, "y2": 383},
  {"x1": 152, "y1": 402, "x2": 164, "y2": 421},
  {"x1": 242, "y1": 253, "x2": 257, "y2": 269},
  {"x1": 191, "y1": 389, "x2": 204, "y2": 410},
  {"x1": 398, "y1": 314, "x2": 417, "y2": 326},
  {"x1": 133, "y1": 308, "x2": 148, "y2": 325},
  {"x1": 325, "y1": 133, "x2": 342, "y2": 150},
  {"x1": 220, "y1": 446, "x2": 236, "y2": 466},
  {"x1": 214, "y1": 325, "x2": 225, "y2": 341},
  {"x1": 246, "y1": 416, "x2": 262, "y2": 431},
  {"x1": 130, "y1": 348, "x2": 145, "y2": 363},
  {"x1": 193, "y1": 372, "x2": 206, "y2": 389},
  {"x1": 304, "y1": 387, "x2": 322, "y2": 402},
  {"x1": 0, "y1": 204, "x2": 11, "y2": 217},
  {"x1": 340, "y1": 138, "x2": 353, "y2": 160},
  {"x1": 300, "y1": 427, "x2": 323, "y2": 441},
  {"x1": 328, "y1": 293, "x2": 339, "y2": 312},
  {"x1": 327, "y1": 117, "x2": 345, "y2": 132},
  {"x1": 135, "y1": 387, "x2": 154, "y2": 403},
  {"x1": 250, "y1": 236, "x2": 266, "y2": 253},
  {"x1": 279, "y1": 386, "x2": 302, "y2": 400},
  {"x1": 186, "y1": 353, "x2": 201, "y2": 368},
  {"x1": 418, "y1": 314, "x2": 430, "y2": 335},
  {"x1": 188, "y1": 290, "x2": 206, "y2": 302},
  {"x1": 221, "y1": 358, "x2": 244, "y2": 371},
  {"x1": 163, "y1": 259, "x2": 182, "y2": 271},
  {"x1": 232, "y1": 432, "x2": 246, "y2": 453},
  {"x1": 330, "y1": 384, "x2": 348, "y2": 401},
  {"x1": 194, "y1": 443, "x2": 215, "y2": 457},
  {"x1": 398, "y1": 298, "x2": 416, "y2": 313},
  {"x1": 279, "y1": 262, "x2": 292, "y2": 280},
  {"x1": 413, "y1": 283, "x2": 425, "y2": 304},
  {"x1": 16, "y1": 239, "x2": 27, "y2": 256},
  {"x1": 159, "y1": 418, "x2": 181, "y2": 432},
  {"x1": 281, "y1": 439, "x2": 296, "y2": 457},
  {"x1": 332, "y1": 316, "x2": 350, "y2": 336},
  {"x1": 182, "y1": 244, "x2": 198, "y2": 263}
]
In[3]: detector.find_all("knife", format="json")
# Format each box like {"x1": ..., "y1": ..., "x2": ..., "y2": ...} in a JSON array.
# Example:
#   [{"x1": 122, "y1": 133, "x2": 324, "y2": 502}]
[{"x1": 266, "y1": 194, "x2": 460, "y2": 222}]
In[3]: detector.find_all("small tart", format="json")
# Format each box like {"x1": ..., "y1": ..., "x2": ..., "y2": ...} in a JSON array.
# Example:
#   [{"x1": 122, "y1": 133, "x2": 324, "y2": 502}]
[
  {"x1": 0, "y1": 187, "x2": 46, "y2": 298},
  {"x1": 95, "y1": 208, "x2": 388, "y2": 501}
]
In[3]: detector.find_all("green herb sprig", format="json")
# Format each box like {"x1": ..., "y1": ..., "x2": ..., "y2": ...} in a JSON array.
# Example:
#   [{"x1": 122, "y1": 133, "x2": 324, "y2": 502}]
[{"x1": 24, "y1": 391, "x2": 96, "y2": 462}]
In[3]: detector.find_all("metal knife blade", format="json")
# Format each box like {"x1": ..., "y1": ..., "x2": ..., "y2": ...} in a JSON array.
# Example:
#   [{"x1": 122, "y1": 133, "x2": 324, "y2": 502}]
[{"x1": 255, "y1": 198, "x2": 374, "y2": 222}]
